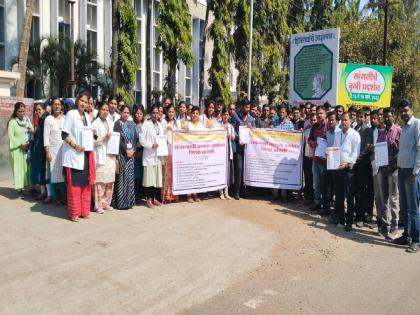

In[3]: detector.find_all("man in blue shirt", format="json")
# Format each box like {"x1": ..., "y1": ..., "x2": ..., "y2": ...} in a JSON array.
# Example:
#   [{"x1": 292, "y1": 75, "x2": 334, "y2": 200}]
[
  {"x1": 394, "y1": 99, "x2": 420, "y2": 253},
  {"x1": 230, "y1": 99, "x2": 256, "y2": 200}
]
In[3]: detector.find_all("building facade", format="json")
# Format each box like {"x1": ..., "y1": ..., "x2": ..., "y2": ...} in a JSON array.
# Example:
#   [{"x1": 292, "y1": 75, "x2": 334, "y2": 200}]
[{"x1": 0, "y1": 0, "x2": 238, "y2": 105}]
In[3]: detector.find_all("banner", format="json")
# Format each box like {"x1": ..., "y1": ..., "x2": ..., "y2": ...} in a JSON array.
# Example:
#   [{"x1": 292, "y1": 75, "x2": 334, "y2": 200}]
[
  {"x1": 338, "y1": 63, "x2": 393, "y2": 108},
  {"x1": 172, "y1": 130, "x2": 227, "y2": 195},
  {"x1": 244, "y1": 129, "x2": 303, "y2": 190},
  {"x1": 290, "y1": 28, "x2": 340, "y2": 106}
]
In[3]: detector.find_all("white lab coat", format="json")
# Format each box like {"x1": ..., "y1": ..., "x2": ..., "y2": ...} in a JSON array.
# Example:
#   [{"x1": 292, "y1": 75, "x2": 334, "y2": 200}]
[
  {"x1": 140, "y1": 120, "x2": 165, "y2": 166},
  {"x1": 62, "y1": 109, "x2": 92, "y2": 170}
]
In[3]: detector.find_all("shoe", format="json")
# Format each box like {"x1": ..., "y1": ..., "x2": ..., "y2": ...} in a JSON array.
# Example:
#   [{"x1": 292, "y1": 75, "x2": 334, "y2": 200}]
[
  {"x1": 309, "y1": 204, "x2": 322, "y2": 211},
  {"x1": 220, "y1": 195, "x2": 226, "y2": 200},
  {"x1": 318, "y1": 208, "x2": 330, "y2": 216},
  {"x1": 406, "y1": 242, "x2": 418, "y2": 253},
  {"x1": 43, "y1": 196, "x2": 53, "y2": 204},
  {"x1": 393, "y1": 235, "x2": 409, "y2": 245},
  {"x1": 225, "y1": 195, "x2": 233, "y2": 200},
  {"x1": 234, "y1": 194, "x2": 240, "y2": 200},
  {"x1": 356, "y1": 221, "x2": 364, "y2": 228},
  {"x1": 70, "y1": 216, "x2": 79, "y2": 222},
  {"x1": 337, "y1": 223, "x2": 345, "y2": 228},
  {"x1": 96, "y1": 208, "x2": 104, "y2": 214},
  {"x1": 104, "y1": 206, "x2": 114, "y2": 211},
  {"x1": 390, "y1": 227, "x2": 398, "y2": 235},
  {"x1": 345, "y1": 225, "x2": 353, "y2": 232},
  {"x1": 365, "y1": 215, "x2": 373, "y2": 224},
  {"x1": 329, "y1": 217, "x2": 339, "y2": 225},
  {"x1": 193, "y1": 196, "x2": 201, "y2": 202},
  {"x1": 146, "y1": 199, "x2": 155, "y2": 209},
  {"x1": 35, "y1": 193, "x2": 47, "y2": 200},
  {"x1": 152, "y1": 199, "x2": 162, "y2": 206},
  {"x1": 187, "y1": 197, "x2": 194, "y2": 203}
]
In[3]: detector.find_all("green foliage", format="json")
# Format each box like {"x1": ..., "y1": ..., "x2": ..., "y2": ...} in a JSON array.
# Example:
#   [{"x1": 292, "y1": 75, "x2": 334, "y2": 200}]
[
  {"x1": 233, "y1": 0, "x2": 289, "y2": 102},
  {"x1": 208, "y1": 0, "x2": 236, "y2": 106},
  {"x1": 117, "y1": 0, "x2": 138, "y2": 105},
  {"x1": 310, "y1": 0, "x2": 332, "y2": 31},
  {"x1": 157, "y1": 0, "x2": 195, "y2": 100},
  {"x1": 329, "y1": 0, "x2": 420, "y2": 107},
  {"x1": 233, "y1": 0, "x2": 250, "y2": 98},
  {"x1": 22, "y1": 36, "x2": 100, "y2": 97}
]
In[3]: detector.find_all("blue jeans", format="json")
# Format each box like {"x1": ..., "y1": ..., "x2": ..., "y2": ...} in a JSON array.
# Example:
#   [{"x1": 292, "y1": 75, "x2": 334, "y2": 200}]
[
  {"x1": 398, "y1": 168, "x2": 420, "y2": 243},
  {"x1": 312, "y1": 162, "x2": 327, "y2": 208}
]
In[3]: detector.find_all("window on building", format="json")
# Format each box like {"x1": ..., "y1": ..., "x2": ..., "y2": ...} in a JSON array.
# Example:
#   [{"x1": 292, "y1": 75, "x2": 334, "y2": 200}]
[
  {"x1": 86, "y1": 0, "x2": 98, "y2": 54},
  {"x1": 0, "y1": 0, "x2": 5, "y2": 69},
  {"x1": 185, "y1": 66, "x2": 192, "y2": 104},
  {"x1": 134, "y1": 0, "x2": 142, "y2": 102},
  {"x1": 199, "y1": 19, "x2": 205, "y2": 100},
  {"x1": 30, "y1": 0, "x2": 40, "y2": 44},
  {"x1": 58, "y1": 0, "x2": 70, "y2": 47},
  {"x1": 152, "y1": 0, "x2": 161, "y2": 90}
]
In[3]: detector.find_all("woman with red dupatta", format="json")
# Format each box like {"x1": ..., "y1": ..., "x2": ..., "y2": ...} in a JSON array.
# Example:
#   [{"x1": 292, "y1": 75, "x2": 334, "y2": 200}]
[{"x1": 61, "y1": 91, "x2": 96, "y2": 222}]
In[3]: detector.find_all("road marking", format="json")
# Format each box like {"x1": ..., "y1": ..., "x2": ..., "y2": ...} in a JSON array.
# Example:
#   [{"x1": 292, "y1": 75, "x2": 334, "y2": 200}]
[{"x1": 244, "y1": 296, "x2": 265, "y2": 309}]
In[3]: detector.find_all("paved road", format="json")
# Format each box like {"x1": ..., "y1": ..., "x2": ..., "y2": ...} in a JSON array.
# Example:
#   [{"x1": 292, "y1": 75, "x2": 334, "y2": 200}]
[{"x1": 0, "y1": 182, "x2": 419, "y2": 315}]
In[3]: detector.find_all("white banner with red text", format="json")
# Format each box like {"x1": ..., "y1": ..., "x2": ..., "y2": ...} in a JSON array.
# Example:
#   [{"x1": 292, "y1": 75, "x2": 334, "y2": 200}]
[
  {"x1": 172, "y1": 130, "x2": 228, "y2": 195},
  {"x1": 244, "y1": 129, "x2": 304, "y2": 190}
]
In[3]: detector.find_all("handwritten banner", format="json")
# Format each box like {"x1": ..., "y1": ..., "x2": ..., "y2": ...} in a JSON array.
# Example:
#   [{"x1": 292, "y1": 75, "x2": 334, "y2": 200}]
[
  {"x1": 172, "y1": 130, "x2": 227, "y2": 195},
  {"x1": 244, "y1": 129, "x2": 304, "y2": 190}
]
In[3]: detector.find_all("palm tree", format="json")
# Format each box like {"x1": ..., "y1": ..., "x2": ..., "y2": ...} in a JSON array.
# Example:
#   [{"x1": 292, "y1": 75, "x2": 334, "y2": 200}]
[{"x1": 16, "y1": 0, "x2": 33, "y2": 97}]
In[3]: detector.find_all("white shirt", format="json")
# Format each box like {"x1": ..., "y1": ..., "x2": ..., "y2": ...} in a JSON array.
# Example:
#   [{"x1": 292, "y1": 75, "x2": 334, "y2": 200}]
[
  {"x1": 140, "y1": 120, "x2": 165, "y2": 166},
  {"x1": 333, "y1": 127, "x2": 361, "y2": 167},
  {"x1": 62, "y1": 109, "x2": 92, "y2": 170},
  {"x1": 107, "y1": 112, "x2": 121, "y2": 131}
]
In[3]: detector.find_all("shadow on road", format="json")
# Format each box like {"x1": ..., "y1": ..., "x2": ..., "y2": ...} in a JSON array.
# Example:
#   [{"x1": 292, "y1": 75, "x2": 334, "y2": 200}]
[
  {"x1": 273, "y1": 201, "x2": 403, "y2": 249},
  {"x1": 30, "y1": 202, "x2": 68, "y2": 220},
  {"x1": 0, "y1": 186, "x2": 20, "y2": 200}
]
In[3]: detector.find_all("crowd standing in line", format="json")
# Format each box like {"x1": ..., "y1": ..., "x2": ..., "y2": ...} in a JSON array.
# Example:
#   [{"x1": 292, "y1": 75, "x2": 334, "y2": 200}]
[{"x1": 7, "y1": 92, "x2": 420, "y2": 253}]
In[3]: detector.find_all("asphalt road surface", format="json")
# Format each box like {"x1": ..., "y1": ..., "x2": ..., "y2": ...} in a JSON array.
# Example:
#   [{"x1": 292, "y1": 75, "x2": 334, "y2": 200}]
[{"x1": 0, "y1": 182, "x2": 419, "y2": 315}]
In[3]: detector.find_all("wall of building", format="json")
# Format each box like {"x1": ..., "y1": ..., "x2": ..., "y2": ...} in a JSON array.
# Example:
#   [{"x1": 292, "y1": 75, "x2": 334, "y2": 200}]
[{"x1": 0, "y1": 0, "x2": 238, "y2": 105}]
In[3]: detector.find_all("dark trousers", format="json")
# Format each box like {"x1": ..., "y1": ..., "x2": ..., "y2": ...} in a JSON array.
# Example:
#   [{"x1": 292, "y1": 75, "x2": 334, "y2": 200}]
[
  {"x1": 234, "y1": 151, "x2": 244, "y2": 196},
  {"x1": 333, "y1": 168, "x2": 355, "y2": 225},
  {"x1": 303, "y1": 156, "x2": 313, "y2": 201},
  {"x1": 353, "y1": 162, "x2": 374, "y2": 222},
  {"x1": 326, "y1": 169, "x2": 336, "y2": 208}
]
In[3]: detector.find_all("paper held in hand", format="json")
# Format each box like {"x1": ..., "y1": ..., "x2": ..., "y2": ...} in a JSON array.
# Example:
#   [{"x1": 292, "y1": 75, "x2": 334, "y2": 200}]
[
  {"x1": 374, "y1": 142, "x2": 389, "y2": 167},
  {"x1": 239, "y1": 126, "x2": 250, "y2": 144},
  {"x1": 326, "y1": 147, "x2": 340, "y2": 170},
  {"x1": 156, "y1": 134, "x2": 168, "y2": 156},
  {"x1": 315, "y1": 138, "x2": 327, "y2": 157},
  {"x1": 81, "y1": 127, "x2": 94, "y2": 151},
  {"x1": 106, "y1": 132, "x2": 120, "y2": 155}
]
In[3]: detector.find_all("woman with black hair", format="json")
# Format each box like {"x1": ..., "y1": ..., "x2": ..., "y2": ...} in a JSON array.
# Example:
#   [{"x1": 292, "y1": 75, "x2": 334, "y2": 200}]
[
  {"x1": 140, "y1": 105, "x2": 165, "y2": 208},
  {"x1": 43, "y1": 97, "x2": 66, "y2": 204},
  {"x1": 62, "y1": 91, "x2": 96, "y2": 222},
  {"x1": 8, "y1": 102, "x2": 32, "y2": 198},
  {"x1": 111, "y1": 105, "x2": 137, "y2": 210},
  {"x1": 31, "y1": 102, "x2": 49, "y2": 201},
  {"x1": 199, "y1": 100, "x2": 219, "y2": 129},
  {"x1": 133, "y1": 105, "x2": 146, "y2": 204}
]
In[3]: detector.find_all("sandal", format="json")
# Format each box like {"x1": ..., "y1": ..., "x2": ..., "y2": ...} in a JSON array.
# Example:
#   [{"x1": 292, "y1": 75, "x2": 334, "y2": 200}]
[{"x1": 70, "y1": 216, "x2": 79, "y2": 222}]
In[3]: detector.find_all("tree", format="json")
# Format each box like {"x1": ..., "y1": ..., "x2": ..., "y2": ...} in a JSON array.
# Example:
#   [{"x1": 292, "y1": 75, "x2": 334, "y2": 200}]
[
  {"x1": 208, "y1": 0, "x2": 236, "y2": 105},
  {"x1": 232, "y1": 0, "x2": 250, "y2": 98},
  {"x1": 16, "y1": 0, "x2": 33, "y2": 97},
  {"x1": 287, "y1": 0, "x2": 306, "y2": 34},
  {"x1": 233, "y1": 0, "x2": 289, "y2": 102},
  {"x1": 117, "y1": 0, "x2": 138, "y2": 104},
  {"x1": 309, "y1": 0, "x2": 332, "y2": 31},
  {"x1": 157, "y1": 0, "x2": 195, "y2": 100},
  {"x1": 111, "y1": 0, "x2": 120, "y2": 95}
]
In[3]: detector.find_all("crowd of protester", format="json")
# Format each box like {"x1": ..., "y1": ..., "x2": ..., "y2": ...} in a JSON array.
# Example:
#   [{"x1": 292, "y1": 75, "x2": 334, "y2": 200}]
[{"x1": 7, "y1": 91, "x2": 420, "y2": 253}]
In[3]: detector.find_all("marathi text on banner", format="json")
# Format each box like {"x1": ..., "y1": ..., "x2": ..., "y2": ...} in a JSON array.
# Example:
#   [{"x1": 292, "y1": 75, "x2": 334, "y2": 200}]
[
  {"x1": 172, "y1": 130, "x2": 228, "y2": 195},
  {"x1": 244, "y1": 129, "x2": 304, "y2": 190}
]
